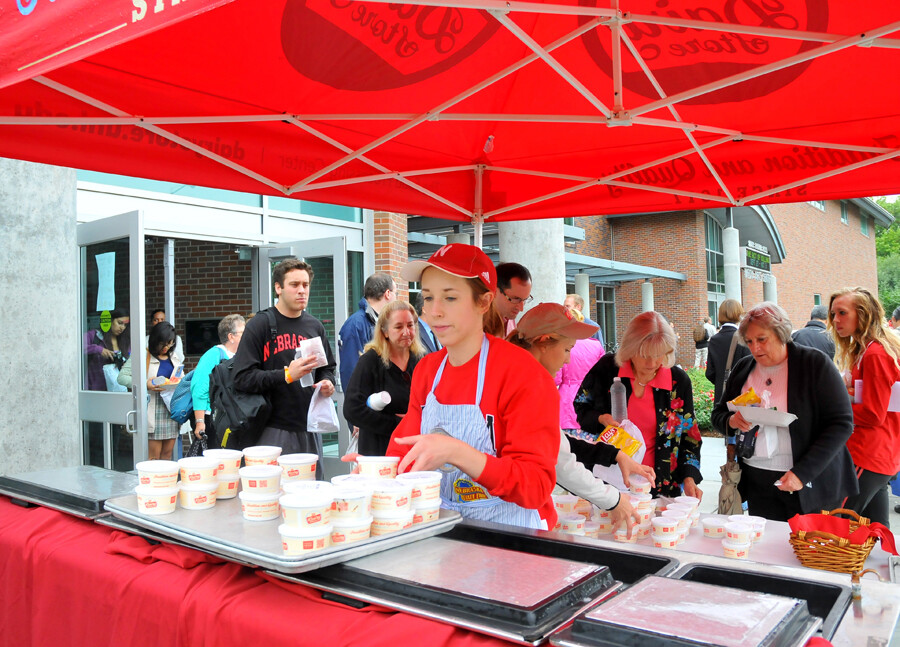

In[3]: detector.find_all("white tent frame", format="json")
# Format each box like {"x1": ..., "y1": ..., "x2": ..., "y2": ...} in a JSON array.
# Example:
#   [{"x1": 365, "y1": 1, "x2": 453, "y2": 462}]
[{"x1": 6, "y1": 1, "x2": 900, "y2": 241}]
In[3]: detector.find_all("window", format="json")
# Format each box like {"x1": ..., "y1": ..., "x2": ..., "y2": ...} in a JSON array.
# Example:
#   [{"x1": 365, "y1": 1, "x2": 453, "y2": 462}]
[
  {"x1": 808, "y1": 200, "x2": 826, "y2": 211},
  {"x1": 861, "y1": 215, "x2": 869, "y2": 236},
  {"x1": 705, "y1": 214, "x2": 724, "y2": 294},
  {"x1": 564, "y1": 217, "x2": 575, "y2": 226},
  {"x1": 814, "y1": 294, "x2": 821, "y2": 306},
  {"x1": 840, "y1": 202, "x2": 848, "y2": 225},
  {"x1": 595, "y1": 286, "x2": 616, "y2": 348}
]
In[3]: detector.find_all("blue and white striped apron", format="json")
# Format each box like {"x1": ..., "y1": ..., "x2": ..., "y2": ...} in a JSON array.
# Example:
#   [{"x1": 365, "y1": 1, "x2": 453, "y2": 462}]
[{"x1": 421, "y1": 335, "x2": 543, "y2": 529}]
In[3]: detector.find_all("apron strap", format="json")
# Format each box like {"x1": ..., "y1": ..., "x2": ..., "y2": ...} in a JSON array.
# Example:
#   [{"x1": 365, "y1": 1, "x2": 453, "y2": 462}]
[{"x1": 430, "y1": 334, "x2": 490, "y2": 405}]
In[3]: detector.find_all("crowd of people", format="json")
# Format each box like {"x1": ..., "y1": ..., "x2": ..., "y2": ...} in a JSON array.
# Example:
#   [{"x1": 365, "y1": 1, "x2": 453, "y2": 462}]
[{"x1": 97, "y1": 243, "x2": 899, "y2": 531}]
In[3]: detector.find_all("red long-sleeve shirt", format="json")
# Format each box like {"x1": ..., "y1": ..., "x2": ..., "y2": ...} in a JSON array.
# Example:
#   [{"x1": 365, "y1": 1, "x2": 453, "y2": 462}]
[
  {"x1": 848, "y1": 341, "x2": 900, "y2": 474},
  {"x1": 387, "y1": 336, "x2": 560, "y2": 528}
]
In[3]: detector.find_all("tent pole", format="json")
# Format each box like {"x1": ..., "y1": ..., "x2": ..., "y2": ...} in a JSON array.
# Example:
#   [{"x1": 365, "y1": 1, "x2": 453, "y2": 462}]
[
  {"x1": 474, "y1": 165, "x2": 485, "y2": 249},
  {"x1": 609, "y1": 1, "x2": 623, "y2": 115}
]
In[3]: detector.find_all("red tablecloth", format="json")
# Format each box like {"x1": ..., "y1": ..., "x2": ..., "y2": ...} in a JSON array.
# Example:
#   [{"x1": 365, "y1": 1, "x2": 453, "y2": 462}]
[{"x1": 0, "y1": 496, "x2": 504, "y2": 647}]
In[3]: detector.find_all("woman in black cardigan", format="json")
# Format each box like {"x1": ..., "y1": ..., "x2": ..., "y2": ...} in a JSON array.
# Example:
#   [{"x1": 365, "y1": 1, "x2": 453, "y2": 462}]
[
  {"x1": 343, "y1": 301, "x2": 424, "y2": 455},
  {"x1": 573, "y1": 311, "x2": 703, "y2": 499},
  {"x1": 711, "y1": 302, "x2": 857, "y2": 521}
]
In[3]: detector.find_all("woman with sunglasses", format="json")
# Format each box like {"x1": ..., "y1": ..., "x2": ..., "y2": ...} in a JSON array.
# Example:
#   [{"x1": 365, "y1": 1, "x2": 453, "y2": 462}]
[
  {"x1": 343, "y1": 300, "x2": 425, "y2": 456},
  {"x1": 146, "y1": 322, "x2": 183, "y2": 460}
]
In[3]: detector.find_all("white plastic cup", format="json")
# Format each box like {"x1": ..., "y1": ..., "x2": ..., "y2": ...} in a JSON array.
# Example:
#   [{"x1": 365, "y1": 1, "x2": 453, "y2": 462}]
[
  {"x1": 280, "y1": 523, "x2": 332, "y2": 555},
  {"x1": 279, "y1": 491, "x2": 333, "y2": 528},
  {"x1": 371, "y1": 480, "x2": 413, "y2": 512},
  {"x1": 366, "y1": 391, "x2": 392, "y2": 411},
  {"x1": 331, "y1": 516, "x2": 373, "y2": 544},
  {"x1": 177, "y1": 456, "x2": 219, "y2": 485},
  {"x1": 283, "y1": 480, "x2": 335, "y2": 497},
  {"x1": 629, "y1": 492, "x2": 653, "y2": 513},
  {"x1": 661, "y1": 509, "x2": 690, "y2": 531},
  {"x1": 371, "y1": 509, "x2": 415, "y2": 536},
  {"x1": 725, "y1": 522, "x2": 753, "y2": 544},
  {"x1": 356, "y1": 455, "x2": 400, "y2": 479},
  {"x1": 613, "y1": 526, "x2": 637, "y2": 543},
  {"x1": 628, "y1": 474, "x2": 652, "y2": 495},
  {"x1": 722, "y1": 539, "x2": 751, "y2": 559},
  {"x1": 411, "y1": 500, "x2": 441, "y2": 525},
  {"x1": 331, "y1": 486, "x2": 371, "y2": 519},
  {"x1": 558, "y1": 513, "x2": 587, "y2": 534},
  {"x1": 202, "y1": 449, "x2": 243, "y2": 474},
  {"x1": 674, "y1": 495, "x2": 700, "y2": 511},
  {"x1": 583, "y1": 521, "x2": 602, "y2": 538},
  {"x1": 278, "y1": 453, "x2": 318, "y2": 482},
  {"x1": 136, "y1": 460, "x2": 179, "y2": 489},
  {"x1": 216, "y1": 473, "x2": 240, "y2": 500},
  {"x1": 135, "y1": 485, "x2": 178, "y2": 515},
  {"x1": 395, "y1": 471, "x2": 442, "y2": 503},
  {"x1": 650, "y1": 516, "x2": 679, "y2": 537},
  {"x1": 552, "y1": 494, "x2": 578, "y2": 514},
  {"x1": 239, "y1": 465, "x2": 282, "y2": 493},
  {"x1": 242, "y1": 445, "x2": 282, "y2": 466},
  {"x1": 178, "y1": 482, "x2": 217, "y2": 510},
  {"x1": 238, "y1": 490, "x2": 281, "y2": 521},
  {"x1": 702, "y1": 516, "x2": 727, "y2": 539}
]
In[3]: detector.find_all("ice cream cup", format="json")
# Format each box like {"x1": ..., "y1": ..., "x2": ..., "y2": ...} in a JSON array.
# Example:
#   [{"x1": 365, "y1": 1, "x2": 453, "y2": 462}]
[
  {"x1": 177, "y1": 456, "x2": 218, "y2": 485},
  {"x1": 661, "y1": 509, "x2": 690, "y2": 531},
  {"x1": 674, "y1": 495, "x2": 700, "y2": 512},
  {"x1": 584, "y1": 521, "x2": 602, "y2": 538},
  {"x1": 630, "y1": 493, "x2": 654, "y2": 514},
  {"x1": 637, "y1": 525, "x2": 652, "y2": 539},
  {"x1": 238, "y1": 490, "x2": 281, "y2": 521},
  {"x1": 558, "y1": 513, "x2": 587, "y2": 534},
  {"x1": 238, "y1": 465, "x2": 282, "y2": 493},
  {"x1": 278, "y1": 453, "x2": 318, "y2": 482},
  {"x1": 650, "y1": 516, "x2": 679, "y2": 537},
  {"x1": 552, "y1": 493, "x2": 578, "y2": 514},
  {"x1": 395, "y1": 471, "x2": 442, "y2": 503},
  {"x1": 748, "y1": 516, "x2": 766, "y2": 541},
  {"x1": 722, "y1": 539, "x2": 751, "y2": 559},
  {"x1": 331, "y1": 486, "x2": 371, "y2": 519},
  {"x1": 677, "y1": 528, "x2": 687, "y2": 544},
  {"x1": 216, "y1": 473, "x2": 240, "y2": 500},
  {"x1": 331, "y1": 516, "x2": 373, "y2": 545},
  {"x1": 411, "y1": 500, "x2": 441, "y2": 525},
  {"x1": 592, "y1": 507, "x2": 611, "y2": 521},
  {"x1": 356, "y1": 455, "x2": 400, "y2": 479},
  {"x1": 728, "y1": 514, "x2": 748, "y2": 524},
  {"x1": 279, "y1": 491, "x2": 333, "y2": 528},
  {"x1": 725, "y1": 522, "x2": 753, "y2": 544},
  {"x1": 371, "y1": 509, "x2": 415, "y2": 536},
  {"x1": 666, "y1": 502, "x2": 694, "y2": 516},
  {"x1": 594, "y1": 520, "x2": 615, "y2": 534},
  {"x1": 653, "y1": 537, "x2": 679, "y2": 549},
  {"x1": 639, "y1": 511, "x2": 652, "y2": 526},
  {"x1": 283, "y1": 479, "x2": 335, "y2": 497},
  {"x1": 574, "y1": 498, "x2": 593, "y2": 516},
  {"x1": 202, "y1": 449, "x2": 243, "y2": 474},
  {"x1": 135, "y1": 485, "x2": 178, "y2": 515},
  {"x1": 370, "y1": 480, "x2": 413, "y2": 512},
  {"x1": 242, "y1": 445, "x2": 282, "y2": 467},
  {"x1": 628, "y1": 474, "x2": 652, "y2": 495},
  {"x1": 280, "y1": 523, "x2": 332, "y2": 555},
  {"x1": 702, "y1": 516, "x2": 727, "y2": 538},
  {"x1": 136, "y1": 460, "x2": 179, "y2": 488},
  {"x1": 178, "y1": 482, "x2": 217, "y2": 510},
  {"x1": 613, "y1": 526, "x2": 637, "y2": 543}
]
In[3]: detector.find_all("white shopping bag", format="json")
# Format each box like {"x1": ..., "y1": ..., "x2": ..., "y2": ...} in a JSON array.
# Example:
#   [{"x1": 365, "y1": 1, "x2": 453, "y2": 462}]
[
  {"x1": 590, "y1": 419, "x2": 645, "y2": 491},
  {"x1": 307, "y1": 383, "x2": 339, "y2": 434}
]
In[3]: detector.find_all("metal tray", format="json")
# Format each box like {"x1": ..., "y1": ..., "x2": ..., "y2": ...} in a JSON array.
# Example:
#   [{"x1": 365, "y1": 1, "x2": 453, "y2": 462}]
[
  {"x1": 672, "y1": 563, "x2": 851, "y2": 640},
  {"x1": 0, "y1": 466, "x2": 138, "y2": 519},
  {"x1": 278, "y1": 534, "x2": 619, "y2": 645},
  {"x1": 104, "y1": 494, "x2": 461, "y2": 573},
  {"x1": 552, "y1": 575, "x2": 821, "y2": 647}
]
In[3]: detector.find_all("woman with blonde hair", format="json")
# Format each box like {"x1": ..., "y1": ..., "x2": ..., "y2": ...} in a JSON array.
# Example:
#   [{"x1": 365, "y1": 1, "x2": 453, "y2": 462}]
[
  {"x1": 343, "y1": 300, "x2": 425, "y2": 455},
  {"x1": 830, "y1": 287, "x2": 900, "y2": 526},
  {"x1": 574, "y1": 311, "x2": 703, "y2": 499}
]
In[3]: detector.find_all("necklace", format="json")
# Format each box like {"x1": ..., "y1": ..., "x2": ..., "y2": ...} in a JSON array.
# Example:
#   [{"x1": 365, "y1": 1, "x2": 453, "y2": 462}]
[{"x1": 637, "y1": 371, "x2": 658, "y2": 387}]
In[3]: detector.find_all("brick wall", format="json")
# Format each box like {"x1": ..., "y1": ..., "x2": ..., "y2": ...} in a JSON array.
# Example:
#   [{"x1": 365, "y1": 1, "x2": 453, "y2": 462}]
[
  {"x1": 610, "y1": 211, "x2": 709, "y2": 367},
  {"x1": 767, "y1": 201, "x2": 878, "y2": 328},
  {"x1": 374, "y1": 211, "x2": 409, "y2": 301},
  {"x1": 570, "y1": 216, "x2": 613, "y2": 322}
]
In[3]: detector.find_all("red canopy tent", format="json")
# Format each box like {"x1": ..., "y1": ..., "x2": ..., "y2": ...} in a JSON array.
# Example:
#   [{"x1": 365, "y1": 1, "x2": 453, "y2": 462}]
[{"x1": 2, "y1": 0, "x2": 900, "y2": 233}]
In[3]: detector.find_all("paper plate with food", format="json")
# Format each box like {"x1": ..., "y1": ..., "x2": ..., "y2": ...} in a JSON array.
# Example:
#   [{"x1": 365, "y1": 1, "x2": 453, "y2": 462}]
[{"x1": 726, "y1": 387, "x2": 797, "y2": 427}]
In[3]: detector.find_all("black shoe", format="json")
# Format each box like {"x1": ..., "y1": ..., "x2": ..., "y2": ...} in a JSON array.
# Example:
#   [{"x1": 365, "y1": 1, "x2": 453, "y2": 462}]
[{"x1": 895, "y1": 504, "x2": 900, "y2": 514}]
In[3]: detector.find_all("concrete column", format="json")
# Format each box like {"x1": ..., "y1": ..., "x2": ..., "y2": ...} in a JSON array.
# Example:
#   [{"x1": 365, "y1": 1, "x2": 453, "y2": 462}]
[
  {"x1": 575, "y1": 273, "x2": 591, "y2": 318},
  {"x1": 723, "y1": 226, "x2": 742, "y2": 303},
  {"x1": 498, "y1": 218, "x2": 565, "y2": 309},
  {"x1": 0, "y1": 158, "x2": 79, "y2": 474},
  {"x1": 763, "y1": 274, "x2": 778, "y2": 303},
  {"x1": 446, "y1": 233, "x2": 470, "y2": 245},
  {"x1": 641, "y1": 280, "x2": 654, "y2": 312}
]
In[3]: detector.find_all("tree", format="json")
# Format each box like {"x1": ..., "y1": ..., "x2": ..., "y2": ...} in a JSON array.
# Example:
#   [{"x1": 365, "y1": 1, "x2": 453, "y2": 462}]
[
  {"x1": 875, "y1": 197, "x2": 900, "y2": 257},
  {"x1": 875, "y1": 196, "x2": 900, "y2": 313}
]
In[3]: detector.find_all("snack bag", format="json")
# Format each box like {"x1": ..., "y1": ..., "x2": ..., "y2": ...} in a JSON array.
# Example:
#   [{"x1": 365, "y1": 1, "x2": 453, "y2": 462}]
[
  {"x1": 731, "y1": 387, "x2": 761, "y2": 406},
  {"x1": 598, "y1": 423, "x2": 642, "y2": 458}
]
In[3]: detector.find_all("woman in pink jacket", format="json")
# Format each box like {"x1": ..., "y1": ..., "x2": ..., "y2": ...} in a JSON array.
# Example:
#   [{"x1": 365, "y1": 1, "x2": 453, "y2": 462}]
[{"x1": 556, "y1": 308, "x2": 605, "y2": 440}]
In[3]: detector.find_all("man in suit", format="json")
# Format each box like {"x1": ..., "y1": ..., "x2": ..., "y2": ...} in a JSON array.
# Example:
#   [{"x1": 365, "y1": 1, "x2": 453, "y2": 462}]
[
  {"x1": 791, "y1": 305, "x2": 836, "y2": 359},
  {"x1": 414, "y1": 291, "x2": 440, "y2": 354},
  {"x1": 706, "y1": 299, "x2": 751, "y2": 405}
]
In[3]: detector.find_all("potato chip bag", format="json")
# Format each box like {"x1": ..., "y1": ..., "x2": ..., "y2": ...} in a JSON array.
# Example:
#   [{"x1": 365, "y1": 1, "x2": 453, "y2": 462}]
[
  {"x1": 598, "y1": 424, "x2": 642, "y2": 457},
  {"x1": 731, "y1": 388, "x2": 761, "y2": 406}
]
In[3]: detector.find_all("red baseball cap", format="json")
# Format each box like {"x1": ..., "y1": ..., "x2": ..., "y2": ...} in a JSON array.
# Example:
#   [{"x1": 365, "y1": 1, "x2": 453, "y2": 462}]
[{"x1": 401, "y1": 244, "x2": 497, "y2": 292}]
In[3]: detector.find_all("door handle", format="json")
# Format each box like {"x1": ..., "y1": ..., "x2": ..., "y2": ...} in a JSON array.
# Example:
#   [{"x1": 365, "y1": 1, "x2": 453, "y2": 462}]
[{"x1": 125, "y1": 409, "x2": 137, "y2": 433}]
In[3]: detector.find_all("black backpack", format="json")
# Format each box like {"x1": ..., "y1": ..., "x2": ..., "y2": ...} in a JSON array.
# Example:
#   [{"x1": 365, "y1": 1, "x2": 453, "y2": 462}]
[{"x1": 210, "y1": 309, "x2": 278, "y2": 450}]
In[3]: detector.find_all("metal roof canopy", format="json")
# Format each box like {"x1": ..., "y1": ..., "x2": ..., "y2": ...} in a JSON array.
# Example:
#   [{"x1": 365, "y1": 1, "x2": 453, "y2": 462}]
[{"x1": 564, "y1": 252, "x2": 686, "y2": 285}]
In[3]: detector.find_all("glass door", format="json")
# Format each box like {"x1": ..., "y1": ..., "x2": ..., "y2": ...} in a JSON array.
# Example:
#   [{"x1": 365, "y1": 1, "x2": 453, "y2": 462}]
[
  {"x1": 77, "y1": 211, "x2": 147, "y2": 471},
  {"x1": 255, "y1": 238, "x2": 349, "y2": 478}
]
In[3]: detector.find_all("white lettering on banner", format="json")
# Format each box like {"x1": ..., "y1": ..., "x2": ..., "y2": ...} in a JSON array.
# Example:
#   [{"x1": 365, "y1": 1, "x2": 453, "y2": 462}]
[
  {"x1": 743, "y1": 267, "x2": 774, "y2": 283},
  {"x1": 134, "y1": 0, "x2": 185, "y2": 22}
]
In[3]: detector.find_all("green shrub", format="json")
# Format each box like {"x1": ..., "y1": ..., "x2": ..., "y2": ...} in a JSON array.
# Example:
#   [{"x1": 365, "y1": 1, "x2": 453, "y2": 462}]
[{"x1": 686, "y1": 368, "x2": 715, "y2": 431}]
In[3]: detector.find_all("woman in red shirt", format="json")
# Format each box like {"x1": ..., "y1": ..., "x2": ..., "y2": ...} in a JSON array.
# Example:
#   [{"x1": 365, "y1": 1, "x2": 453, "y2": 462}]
[{"x1": 830, "y1": 287, "x2": 900, "y2": 526}]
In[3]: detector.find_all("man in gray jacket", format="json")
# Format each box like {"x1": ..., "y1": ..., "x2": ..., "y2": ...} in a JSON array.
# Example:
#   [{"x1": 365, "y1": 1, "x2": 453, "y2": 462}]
[{"x1": 791, "y1": 305, "x2": 835, "y2": 359}]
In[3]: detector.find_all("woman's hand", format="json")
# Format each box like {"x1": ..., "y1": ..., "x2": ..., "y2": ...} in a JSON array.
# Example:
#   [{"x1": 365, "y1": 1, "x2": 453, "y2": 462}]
[
  {"x1": 682, "y1": 477, "x2": 703, "y2": 501},
  {"x1": 776, "y1": 470, "x2": 803, "y2": 493},
  {"x1": 597, "y1": 414, "x2": 620, "y2": 428},
  {"x1": 146, "y1": 378, "x2": 163, "y2": 392},
  {"x1": 615, "y1": 451, "x2": 656, "y2": 489},
  {"x1": 394, "y1": 434, "x2": 486, "y2": 476},
  {"x1": 610, "y1": 494, "x2": 641, "y2": 539},
  {"x1": 727, "y1": 410, "x2": 753, "y2": 432},
  {"x1": 101, "y1": 348, "x2": 116, "y2": 361},
  {"x1": 340, "y1": 452, "x2": 362, "y2": 473}
]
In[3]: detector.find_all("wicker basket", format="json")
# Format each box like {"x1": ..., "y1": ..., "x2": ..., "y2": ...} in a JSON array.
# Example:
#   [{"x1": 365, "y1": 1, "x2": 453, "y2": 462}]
[{"x1": 789, "y1": 508, "x2": 876, "y2": 574}]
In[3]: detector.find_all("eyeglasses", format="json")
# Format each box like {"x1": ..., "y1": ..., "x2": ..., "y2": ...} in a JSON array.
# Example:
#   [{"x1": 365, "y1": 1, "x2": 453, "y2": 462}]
[{"x1": 500, "y1": 290, "x2": 534, "y2": 306}]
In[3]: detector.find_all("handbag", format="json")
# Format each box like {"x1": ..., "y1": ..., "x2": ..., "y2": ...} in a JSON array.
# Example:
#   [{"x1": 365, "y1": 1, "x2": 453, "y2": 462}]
[
  {"x1": 102, "y1": 363, "x2": 128, "y2": 392},
  {"x1": 186, "y1": 431, "x2": 208, "y2": 457}
]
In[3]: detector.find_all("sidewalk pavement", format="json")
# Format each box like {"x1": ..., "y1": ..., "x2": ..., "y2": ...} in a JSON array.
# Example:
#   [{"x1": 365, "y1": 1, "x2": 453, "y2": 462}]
[{"x1": 697, "y1": 437, "x2": 900, "y2": 529}]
